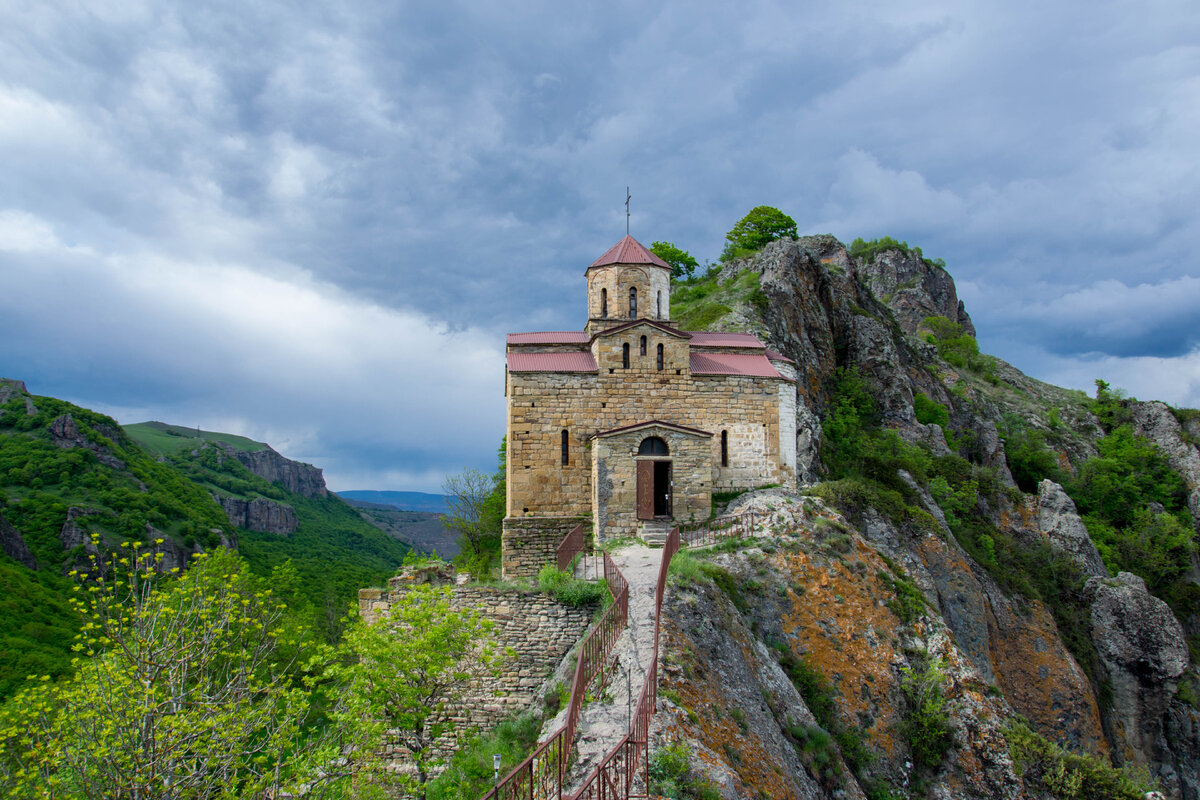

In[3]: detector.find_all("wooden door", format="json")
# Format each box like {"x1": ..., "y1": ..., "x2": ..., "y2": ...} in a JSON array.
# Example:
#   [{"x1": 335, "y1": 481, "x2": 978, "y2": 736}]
[{"x1": 636, "y1": 460, "x2": 654, "y2": 520}]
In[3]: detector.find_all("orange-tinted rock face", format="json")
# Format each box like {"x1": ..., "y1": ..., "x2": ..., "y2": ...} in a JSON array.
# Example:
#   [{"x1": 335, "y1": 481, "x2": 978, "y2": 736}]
[{"x1": 986, "y1": 589, "x2": 1107, "y2": 754}]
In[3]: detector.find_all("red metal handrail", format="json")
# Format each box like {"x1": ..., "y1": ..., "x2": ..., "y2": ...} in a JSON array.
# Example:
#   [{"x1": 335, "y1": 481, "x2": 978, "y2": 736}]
[
  {"x1": 481, "y1": 546, "x2": 628, "y2": 800},
  {"x1": 482, "y1": 512, "x2": 738, "y2": 800},
  {"x1": 569, "y1": 528, "x2": 680, "y2": 800},
  {"x1": 557, "y1": 523, "x2": 589, "y2": 572},
  {"x1": 678, "y1": 510, "x2": 756, "y2": 548}
]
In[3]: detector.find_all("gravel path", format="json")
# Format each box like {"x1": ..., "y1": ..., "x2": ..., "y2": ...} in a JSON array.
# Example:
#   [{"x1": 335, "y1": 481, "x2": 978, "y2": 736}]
[{"x1": 561, "y1": 543, "x2": 663, "y2": 791}]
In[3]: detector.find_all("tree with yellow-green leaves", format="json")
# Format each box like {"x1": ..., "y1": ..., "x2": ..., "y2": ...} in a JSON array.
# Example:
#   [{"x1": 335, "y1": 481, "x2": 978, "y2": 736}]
[
  {"x1": 0, "y1": 541, "x2": 318, "y2": 800},
  {"x1": 317, "y1": 581, "x2": 506, "y2": 799}
]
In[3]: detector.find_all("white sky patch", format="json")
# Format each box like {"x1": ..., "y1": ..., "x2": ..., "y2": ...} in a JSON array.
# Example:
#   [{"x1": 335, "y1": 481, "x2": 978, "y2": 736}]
[{"x1": 0, "y1": 214, "x2": 504, "y2": 490}]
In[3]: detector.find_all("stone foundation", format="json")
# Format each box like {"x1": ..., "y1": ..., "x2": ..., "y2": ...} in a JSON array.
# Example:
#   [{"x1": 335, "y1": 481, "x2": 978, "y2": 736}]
[{"x1": 501, "y1": 516, "x2": 586, "y2": 579}]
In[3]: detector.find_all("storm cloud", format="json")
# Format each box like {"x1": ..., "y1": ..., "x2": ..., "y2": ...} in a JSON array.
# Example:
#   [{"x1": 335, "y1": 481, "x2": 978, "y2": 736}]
[{"x1": 1, "y1": 0, "x2": 1198, "y2": 489}]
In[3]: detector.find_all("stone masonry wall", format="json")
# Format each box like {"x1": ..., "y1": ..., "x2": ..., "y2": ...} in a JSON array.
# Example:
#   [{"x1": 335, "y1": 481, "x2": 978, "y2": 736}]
[
  {"x1": 500, "y1": 516, "x2": 584, "y2": 579},
  {"x1": 357, "y1": 572, "x2": 596, "y2": 770},
  {"x1": 506, "y1": 364, "x2": 794, "y2": 521},
  {"x1": 592, "y1": 424, "x2": 712, "y2": 541}
]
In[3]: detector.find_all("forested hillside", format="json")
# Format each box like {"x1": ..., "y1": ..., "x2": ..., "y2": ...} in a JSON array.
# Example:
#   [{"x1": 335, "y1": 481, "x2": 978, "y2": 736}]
[{"x1": 0, "y1": 380, "x2": 409, "y2": 699}]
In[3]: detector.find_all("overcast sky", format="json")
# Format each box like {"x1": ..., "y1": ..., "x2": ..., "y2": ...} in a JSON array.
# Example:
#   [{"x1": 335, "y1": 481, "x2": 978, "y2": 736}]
[{"x1": 2, "y1": 0, "x2": 1198, "y2": 492}]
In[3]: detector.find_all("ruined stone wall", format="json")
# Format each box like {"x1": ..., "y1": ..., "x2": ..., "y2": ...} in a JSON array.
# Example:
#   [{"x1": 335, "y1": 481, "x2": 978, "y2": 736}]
[{"x1": 357, "y1": 576, "x2": 596, "y2": 766}]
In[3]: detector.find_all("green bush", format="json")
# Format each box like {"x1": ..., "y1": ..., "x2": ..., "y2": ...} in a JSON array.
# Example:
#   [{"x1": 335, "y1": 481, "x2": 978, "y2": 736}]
[
  {"x1": 536, "y1": 564, "x2": 606, "y2": 607},
  {"x1": 900, "y1": 656, "x2": 954, "y2": 769},
  {"x1": 1004, "y1": 719, "x2": 1153, "y2": 799},
  {"x1": 647, "y1": 742, "x2": 720, "y2": 800},
  {"x1": 913, "y1": 393, "x2": 950, "y2": 427},
  {"x1": 426, "y1": 711, "x2": 543, "y2": 800},
  {"x1": 922, "y1": 315, "x2": 997, "y2": 381}
]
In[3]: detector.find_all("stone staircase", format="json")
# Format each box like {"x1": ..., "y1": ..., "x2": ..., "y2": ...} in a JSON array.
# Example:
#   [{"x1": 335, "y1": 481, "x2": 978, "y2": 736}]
[{"x1": 637, "y1": 519, "x2": 673, "y2": 546}]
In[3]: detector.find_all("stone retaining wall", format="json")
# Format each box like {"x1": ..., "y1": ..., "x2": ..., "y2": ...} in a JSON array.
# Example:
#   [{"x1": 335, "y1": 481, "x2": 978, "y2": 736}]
[{"x1": 357, "y1": 568, "x2": 597, "y2": 770}]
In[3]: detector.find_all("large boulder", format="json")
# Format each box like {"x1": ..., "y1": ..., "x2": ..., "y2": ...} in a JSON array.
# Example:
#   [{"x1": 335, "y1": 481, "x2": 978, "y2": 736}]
[
  {"x1": 1087, "y1": 572, "x2": 1188, "y2": 769},
  {"x1": 1036, "y1": 480, "x2": 1109, "y2": 578}
]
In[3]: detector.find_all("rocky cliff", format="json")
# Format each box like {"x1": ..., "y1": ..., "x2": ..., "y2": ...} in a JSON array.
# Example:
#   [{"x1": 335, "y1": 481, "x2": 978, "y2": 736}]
[
  {"x1": 212, "y1": 494, "x2": 299, "y2": 535},
  {"x1": 218, "y1": 443, "x2": 327, "y2": 498},
  {"x1": 658, "y1": 238, "x2": 1200, "y2": 799}
]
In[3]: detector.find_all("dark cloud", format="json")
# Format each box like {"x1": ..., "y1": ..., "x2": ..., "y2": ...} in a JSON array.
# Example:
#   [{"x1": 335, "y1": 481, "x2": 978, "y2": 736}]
[{"x1": 2, "y1": 0, "x2": 1199, "y2": 489}]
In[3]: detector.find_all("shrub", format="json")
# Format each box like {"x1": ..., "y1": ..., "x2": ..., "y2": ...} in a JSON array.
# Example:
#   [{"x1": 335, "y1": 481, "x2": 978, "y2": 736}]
[
  {"x1": 537, "y1": 564, "x2": 606, "y2": 607},
  {"x1": 1004, "y1": 719, "x2": 1152, "y2": 799},
  {"x1": 647, "y1": 742, "x2": 720, "y2": 800},
  {"x1": 900, "y1": 655, "x2": 954, "y2": 769},
  {"x1": 913, "y1": 393, "x2": 950, "y2": 428}
]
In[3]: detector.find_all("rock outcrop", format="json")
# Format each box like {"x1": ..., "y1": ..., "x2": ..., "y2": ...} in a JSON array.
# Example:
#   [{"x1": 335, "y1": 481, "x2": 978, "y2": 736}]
[
  {"x1": 0, "y1": 514, "x2": 38, "y2": 569},
  {"x1": 1086, "y1": 572, "x2": 1197, "y2": 793},
  {"x1": 218, "y1": 443, "x2": 327, "y2": 498},
  {"x1": 213, "y1": 494, "x2": 299, "y2": 535},
  {"x1": 857, "y1": 247, "x2": 976, "y2": 337},
  {"x1": 0, "y1": 377, "x2": 37, "y2": 415},
  {"x1": 1130, "y1": 401, "x2": 1200, "y2": 533},
  {"x1": 1035, "y1": 480, "x2": 1110, "y2": 578},
  {"x1": 49, "y1": 413, "x2": 125, "y2": 470}
]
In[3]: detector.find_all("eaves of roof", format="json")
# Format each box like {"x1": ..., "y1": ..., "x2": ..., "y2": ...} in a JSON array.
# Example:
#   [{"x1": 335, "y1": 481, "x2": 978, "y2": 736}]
[
  {"x1": 506, "y1": 352, "x2": 597, "y2": 373},
  {"x1": 591, "y1": 419, "x2": 713, "y2": 439}
]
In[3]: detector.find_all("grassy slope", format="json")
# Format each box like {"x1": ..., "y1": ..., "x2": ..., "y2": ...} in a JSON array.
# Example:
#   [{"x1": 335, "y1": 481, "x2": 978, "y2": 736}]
[
  {"x1": 124, "y1": 421, "x2": 268, "y2": 455},
  {"x1": 0, "y1": 391, "x2": 409, "y2": 701}
]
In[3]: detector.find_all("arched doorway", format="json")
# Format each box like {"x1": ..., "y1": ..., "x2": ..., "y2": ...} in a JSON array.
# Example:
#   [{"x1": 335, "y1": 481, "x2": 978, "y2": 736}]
[{"x1": 636, "y1": 436, "x2": 671, "y2": 519}]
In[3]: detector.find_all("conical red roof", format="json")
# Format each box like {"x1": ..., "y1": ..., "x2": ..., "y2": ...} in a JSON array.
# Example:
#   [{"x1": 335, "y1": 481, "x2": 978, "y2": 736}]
[{"x1": 589, "y1": 235, "x2": 670, "y2": 269}]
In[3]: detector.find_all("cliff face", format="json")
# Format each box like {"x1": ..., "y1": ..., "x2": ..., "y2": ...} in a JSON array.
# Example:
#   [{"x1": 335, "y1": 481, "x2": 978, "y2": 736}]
[
  {"x1": 218, "y1": 443, "x2": 327, "y2": 498},
  {"x1": 212, "y1": 494, "x2": 298, "y2": 535},
  {"x1": 664, "y1": 239, "x2": 1200, "y2": 799}
]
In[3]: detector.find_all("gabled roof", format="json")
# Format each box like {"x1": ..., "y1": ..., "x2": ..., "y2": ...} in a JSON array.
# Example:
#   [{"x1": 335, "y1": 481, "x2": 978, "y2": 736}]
[
  {"x1": 689, "y1": 352, "x2": 784, "y2": 379},
  {"x1": 687, "y1": 331, "x2": 766, "y2": 349},
  {"x1": 507, "y1": 352, "x2": 597, "y2": 372},
  {"x1": 591, "y1": 419, "x2": 713, "y2": 439},
  {"x1": 764, "y1": 348, "x2": 795, "y2": 364},
  {"x1": 588, "y1": 235, "x2": 670, "y2": 270},
  {"x1": 507, "y1": 331, "x2": 591, "y2": 345},
  {"x1": 591, "y1": 318, "x2": 691, "y2": 341}
]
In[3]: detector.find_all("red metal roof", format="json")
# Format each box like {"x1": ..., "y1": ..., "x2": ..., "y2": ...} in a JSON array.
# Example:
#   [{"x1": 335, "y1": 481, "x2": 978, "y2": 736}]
[
  {"x1": 686, "y1": 331, "x2": 766, "y2": 348},
  {"x1": 589, "y1": 235, "x2": 670, "y2": 269},
  {"x1": 507, "y1": 352, "x2": 597, "y2": 372},
  {"x1": 764, "y1": 348, "x2": 795, "y2": 363},
  {"x1": 507, "y1": 331, "x2": 591, "y2": 345},
  {"x1": 689, "y1": 352, "x2": 782, "y2": 378}
]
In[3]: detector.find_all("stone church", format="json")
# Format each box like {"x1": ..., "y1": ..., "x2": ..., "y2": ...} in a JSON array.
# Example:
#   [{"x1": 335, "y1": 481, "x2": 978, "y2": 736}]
[{"x1": 502, "y1": 235, "x2": 797, "y2": 577}]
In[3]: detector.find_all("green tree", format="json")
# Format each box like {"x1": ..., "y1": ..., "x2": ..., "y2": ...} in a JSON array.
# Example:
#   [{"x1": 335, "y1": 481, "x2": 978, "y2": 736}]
[
  {"x1": 650, "y1": 241, "x2": 699, "y2": 279},
  {"x1": 721, "y1": 206, "x2": 797, "y2": 261},
  {"x1": 444, "y1": 439, "x2": 505, "y2": 579},
  {"x1": 324, "y1": 584, "x2": 504, "y2": 799},
  {"x1": 0, "y1": 543, "x2": 315, "y2": 800}
]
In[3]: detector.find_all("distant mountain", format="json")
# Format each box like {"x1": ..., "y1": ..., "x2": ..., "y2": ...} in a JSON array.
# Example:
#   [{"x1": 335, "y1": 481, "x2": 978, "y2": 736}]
[
  {"x1": 337, "y1": 490, "x2": 450, "y2": 514},
  {"x1": 342, "y1": 499, "x2": 459, "y2": 559}
]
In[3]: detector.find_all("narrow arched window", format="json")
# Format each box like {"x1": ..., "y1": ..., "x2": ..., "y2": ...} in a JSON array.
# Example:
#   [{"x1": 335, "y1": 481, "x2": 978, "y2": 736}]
[
  {"x1": 656, "y1": 343, "x2": 664, "y2": 371},
  {"x1": 721, "y1": 430, "x2": 729, "y2": 467},
  {"x1": 561, "y1": 429, "x2": 569, "y2": 466},
  {"x1": 639, "y1": 335, "x2": 647, "y2": 356},
  {"x1": 601, "y1": 288, "x2": 608, "y2": 318},
  {"x1": 622, "y1": 342, "x2": 630, "y2": 368},
  {"x1": 657, "y1": 291, "x2": 662, "y2": 319},
  {"x1": 629, "y1": 287, "x2": 637, "y2": 318}
]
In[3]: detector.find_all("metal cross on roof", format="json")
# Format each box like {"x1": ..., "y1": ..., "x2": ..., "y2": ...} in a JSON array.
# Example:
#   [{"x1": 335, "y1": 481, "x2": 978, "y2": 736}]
[{"x1": 625, "y1": 186, "x2": 630, "y2": 235}]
